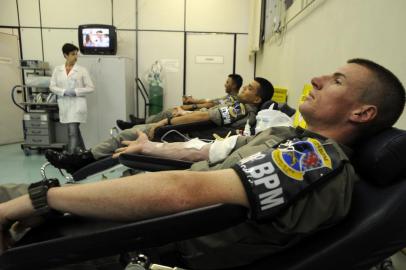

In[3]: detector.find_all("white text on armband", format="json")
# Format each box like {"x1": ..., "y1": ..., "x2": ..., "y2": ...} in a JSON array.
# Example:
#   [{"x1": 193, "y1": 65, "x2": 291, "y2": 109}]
[
  {"x1": 248, "y1": 161, "x2": 284, "y2": 211},
  {"x1": 220, "y1": 107, "x2": 232, "y2": 124}
]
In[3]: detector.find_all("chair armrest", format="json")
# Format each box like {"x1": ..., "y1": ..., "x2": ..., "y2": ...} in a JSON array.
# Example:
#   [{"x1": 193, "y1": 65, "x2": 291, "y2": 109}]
[
  {"x1": 0, "y1": 204, "x2": 247, "y2": 270},
  {"x1": 119, "y1": 153, "x2": 193, "y2": 171},
  {"x1": 72, "y1": 157, "x2": 120, "y2": 181}
]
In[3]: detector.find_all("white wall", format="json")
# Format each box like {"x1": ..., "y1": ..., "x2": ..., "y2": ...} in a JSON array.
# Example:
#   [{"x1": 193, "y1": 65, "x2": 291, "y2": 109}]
[
  {"x1": 0, "y1": 0, "x2": 253, "y2": 119},
  {"x1": 256, "y1": 0, "x2": 406, "y2": 129}
]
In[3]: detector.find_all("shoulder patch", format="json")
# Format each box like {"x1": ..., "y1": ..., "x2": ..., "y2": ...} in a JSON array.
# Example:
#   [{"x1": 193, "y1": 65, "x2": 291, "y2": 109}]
[
  {"x1": 272, "y1": 138, "x2": 332, "y2": 181},
  {"x1": 232, "y1": 137, "x2": 344, "y2": 221}
]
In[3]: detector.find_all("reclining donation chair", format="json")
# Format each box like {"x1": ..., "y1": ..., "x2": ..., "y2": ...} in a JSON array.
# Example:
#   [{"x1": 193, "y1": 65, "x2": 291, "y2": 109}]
[
  {"x1": 1, "y1": 127, "x2": 405, "y2": 270},
  {"x1": 153, "y1": 100, "x2": 278, "y2": 142},
  {"x1": 71, "y1": 100, "x2": 281, "y2": 181}
]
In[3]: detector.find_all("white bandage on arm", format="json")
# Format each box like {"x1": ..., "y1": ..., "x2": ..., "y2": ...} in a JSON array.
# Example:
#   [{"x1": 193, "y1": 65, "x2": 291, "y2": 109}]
[
  {"x1": 143, "y1": 139, "x2": 210, "y2": 162},
  {"x1": 209, "y1": 135, "x2": 239, "y2": 164},
  {"x1": 183, "y1": 138, "x2": 208, "y2": 150}
]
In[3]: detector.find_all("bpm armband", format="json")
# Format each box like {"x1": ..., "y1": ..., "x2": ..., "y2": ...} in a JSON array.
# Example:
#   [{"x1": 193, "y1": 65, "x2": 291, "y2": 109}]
[
  {"x1": 219, "y1": 102, "x2": 246, "y2": 125},
  {"x1": 232, "y1": 137, "x2": 345, "y2": 221}
]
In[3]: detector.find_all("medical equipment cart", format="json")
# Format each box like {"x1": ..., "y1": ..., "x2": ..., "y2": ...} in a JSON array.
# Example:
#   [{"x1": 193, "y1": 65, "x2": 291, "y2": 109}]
[{"x1": 12, "y1": 60, "x2": 68, "y2": 155}]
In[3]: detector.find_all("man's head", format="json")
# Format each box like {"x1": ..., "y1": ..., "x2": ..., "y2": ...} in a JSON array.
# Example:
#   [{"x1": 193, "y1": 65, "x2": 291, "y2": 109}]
[
  {"x1": 96, "y1": 30, "x2": 103, "y2": 38},
  {"x1": 238, "y1": 77, "x2": 274, "y2": 107},
  {"x1": 225, "y1": 74, "x2": 243, "y2": 94},
  {"x1": 299, "y1": 58, "x2": 405, "y2": 142},
  {"x1": 62, "y1": 43, "x2": 79, "y2": 64}
]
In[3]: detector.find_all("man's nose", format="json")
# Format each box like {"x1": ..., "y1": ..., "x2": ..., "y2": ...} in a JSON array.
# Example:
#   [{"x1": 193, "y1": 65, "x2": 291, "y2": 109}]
[{"x1": 311, "y1": 76, "x2": 325, "y2": 90}]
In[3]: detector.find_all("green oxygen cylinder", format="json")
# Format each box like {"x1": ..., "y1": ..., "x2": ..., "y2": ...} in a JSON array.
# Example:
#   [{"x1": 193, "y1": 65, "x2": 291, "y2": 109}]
[{"x1": 148, "y1": 84, "x2": 163, "y2": 115}]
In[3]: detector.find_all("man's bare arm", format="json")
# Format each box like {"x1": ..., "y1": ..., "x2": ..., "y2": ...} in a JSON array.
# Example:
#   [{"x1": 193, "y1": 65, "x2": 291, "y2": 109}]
[
  {"x1": 149, "y1": 111, "x2": 211, "y2": 138},
  {"x1": 183, "y1": 96, "x2": 210, "y2": 105},
  {"x1": 0, "y1": 169, "x2": 249, "y2": 223},
  {"x1": 113, "y1": 130, "x2": 210, "y2": 161},
  {"x1": 171, "y1": 111, "x2": 211, "y2": 125},
  {"x1": 181, "y1": 102, "x2": 215, "y2": 110}
]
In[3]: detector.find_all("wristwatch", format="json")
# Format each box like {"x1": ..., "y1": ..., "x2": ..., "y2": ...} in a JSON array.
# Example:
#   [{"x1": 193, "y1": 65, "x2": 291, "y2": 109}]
[
  {"x1": 192, "y1": 104, "x2": 198, "y2": 110},
  {"x1": 28, "y1": 178, "x2": 60, "y2": 216}
]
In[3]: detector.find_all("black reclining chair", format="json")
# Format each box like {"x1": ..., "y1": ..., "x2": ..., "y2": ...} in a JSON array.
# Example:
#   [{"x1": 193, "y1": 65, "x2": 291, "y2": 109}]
[
  {"x1": 3, "y1": 127, "x2": 405, "y2": 270},
  {"x1": 71, "y1": 154, "x2": 193, "y2": 181},
  {"x1": 153, "y1": 100, "x2": 278, "y2": 142},
  {"x1": 71, "y1": 100, "x2": 279, "y2": 181}
]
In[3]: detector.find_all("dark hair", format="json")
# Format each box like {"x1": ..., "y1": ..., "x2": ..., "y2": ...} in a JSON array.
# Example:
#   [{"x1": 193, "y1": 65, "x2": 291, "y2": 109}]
[
  {"x1": 62, "y1": 43, "x2": 79, "y2": 56},
  {"x1": 228, "y1": 74, "x2": 243, "y2": 89},
  {"x1": 348, "y1": 58, "x2": 405, "y2": 134},
  {"x1": 254, "y1": 77, "x2": 274, "y2": 107}
]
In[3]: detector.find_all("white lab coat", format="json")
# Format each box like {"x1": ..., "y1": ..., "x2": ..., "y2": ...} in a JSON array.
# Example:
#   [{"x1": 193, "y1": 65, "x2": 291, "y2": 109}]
[{"x1": 50, "y1": 64, "x2": 95, "y2": 123}]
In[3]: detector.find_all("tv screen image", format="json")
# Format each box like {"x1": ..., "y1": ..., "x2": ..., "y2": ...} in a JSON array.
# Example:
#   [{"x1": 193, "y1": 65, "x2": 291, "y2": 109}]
[
  {"x1": 78, "y1": 24, "x2": 117, "y2": 55},
  {"x1": 82, "y1": 28, "x2": 110, "y2": 48}
]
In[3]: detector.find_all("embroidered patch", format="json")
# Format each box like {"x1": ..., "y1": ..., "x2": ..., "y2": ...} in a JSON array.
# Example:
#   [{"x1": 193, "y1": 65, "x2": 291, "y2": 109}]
[
  {"x1": 220, "y1": 107, "x2": 232, "y2": 124},
  {"x1": 229, "y1": 107, "x2": 238, "y2": 117},
  {"x1": 225, "y1": 95, "x2": 236, "y2": 104},
  {"x1": 271, "y1": 138, "x2": 332, "y2": 181},
  {"x1": 220, "y1": 102, "x2": 246, "y2": 124}
]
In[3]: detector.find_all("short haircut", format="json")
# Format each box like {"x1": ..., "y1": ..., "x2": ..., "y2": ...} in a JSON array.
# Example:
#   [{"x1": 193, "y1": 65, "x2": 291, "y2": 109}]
[
  {"x1": 228, "y1": 74, "x2": 243, "y2": 89},
  {"x1": 254, "y1": 77, "x2": 274, "y2": 107},
  {"x1": 348, "y1": 58, "x2": 405, "y2": 134},
  {"x1": 62, "y1": 43, "x2": 79, "y2": 56}
]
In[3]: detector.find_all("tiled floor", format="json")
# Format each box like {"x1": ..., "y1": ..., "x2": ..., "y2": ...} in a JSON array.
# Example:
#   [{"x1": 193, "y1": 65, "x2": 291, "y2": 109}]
[
  {"x1": 0, "y1": 142, "x2": 406, "y2": 269},
  {"x1": 0, "y1": 142, "x2": 126, "y2": 185},
  {"x1": 0, "y1": 142, "x2": 63, "y2": 185}
]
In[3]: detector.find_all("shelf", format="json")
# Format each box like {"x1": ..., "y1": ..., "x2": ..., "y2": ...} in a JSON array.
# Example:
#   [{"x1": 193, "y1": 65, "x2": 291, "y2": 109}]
[
  {"x1": 20, "y1": 102, "x2": 58, "y2": 106},
  {"x1": 19, "y1": 67, "x2": 48, "y2": 70}
]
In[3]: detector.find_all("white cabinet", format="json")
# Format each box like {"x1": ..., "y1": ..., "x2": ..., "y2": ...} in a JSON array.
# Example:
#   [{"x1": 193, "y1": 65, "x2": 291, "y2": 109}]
[{"x1": 78, "y1": 56, "x2": 134, "y2": 148}]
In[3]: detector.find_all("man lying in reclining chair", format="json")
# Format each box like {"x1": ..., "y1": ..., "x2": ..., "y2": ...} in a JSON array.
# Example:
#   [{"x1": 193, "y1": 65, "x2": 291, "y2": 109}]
[
  {"x1": 0, "y1": 59, "x2": 404, "y2": 270},
  {"x1": 118, "y1": 74, "x2": 244, "y2": 129},
  {"x1": 45, "y1": 77, "x2": 274, "y2": 174},
  {"x1": 146, "y1": 73, "x2": 244, "y2": 124}
]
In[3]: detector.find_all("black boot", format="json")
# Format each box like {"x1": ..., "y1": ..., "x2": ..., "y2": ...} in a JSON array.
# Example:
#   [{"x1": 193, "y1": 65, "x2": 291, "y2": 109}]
[
  {"x1": 116, "y1": 119, "x2": 136, "y2": 130},
  {"x1": 45, "y1": 149, "x2": 96, "y2": 174},
  {"x1": 129, "y1": 114, "x2": 145, "y2": 125}
]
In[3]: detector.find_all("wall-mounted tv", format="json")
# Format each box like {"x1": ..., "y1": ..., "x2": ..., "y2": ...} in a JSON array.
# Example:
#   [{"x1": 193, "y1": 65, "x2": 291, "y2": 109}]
[{"x1": 78, "y1": 24, "x2": 117, "y2": 55}]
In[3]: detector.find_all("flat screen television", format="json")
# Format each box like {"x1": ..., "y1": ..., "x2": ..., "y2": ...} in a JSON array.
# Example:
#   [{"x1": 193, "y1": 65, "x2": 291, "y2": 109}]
[{"x1": 78, "y1": 24, "x2": 117, "y2": 55}]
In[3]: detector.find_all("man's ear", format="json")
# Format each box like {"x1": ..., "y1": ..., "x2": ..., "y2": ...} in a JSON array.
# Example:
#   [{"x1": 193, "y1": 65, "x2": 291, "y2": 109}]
[
  {"x1": 254, "y1": 96, "x2": 262, "y2": 105},
  {"x1": 350, "y1": 105, "x2": 378, "y2": 123}
]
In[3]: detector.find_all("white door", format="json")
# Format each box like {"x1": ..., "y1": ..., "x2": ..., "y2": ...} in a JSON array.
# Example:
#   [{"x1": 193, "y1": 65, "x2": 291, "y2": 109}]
[
  {"x1": 186, "y1": 33, "x2": 234, "y2": 100},
  {"x1": 0, "y1": 32, "x2": 23, "y2": 145}
]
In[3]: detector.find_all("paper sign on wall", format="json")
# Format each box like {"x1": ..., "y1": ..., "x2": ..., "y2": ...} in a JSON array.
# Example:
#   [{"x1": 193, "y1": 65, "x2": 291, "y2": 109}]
[{"x1": 195, "y1": 56, "x2": 224, "y2": 64}]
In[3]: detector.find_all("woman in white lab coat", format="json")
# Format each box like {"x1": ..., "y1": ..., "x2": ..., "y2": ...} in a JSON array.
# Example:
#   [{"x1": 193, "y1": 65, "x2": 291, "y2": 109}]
[{"x1": 49, "y1": 43, "x2": 94, "y2": 153}]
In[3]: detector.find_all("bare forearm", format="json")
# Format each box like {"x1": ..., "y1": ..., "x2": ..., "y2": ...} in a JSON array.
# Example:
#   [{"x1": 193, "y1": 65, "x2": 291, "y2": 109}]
[
  {"x1": 1, "y1": 195, "x2": 35, "y2": 222},
  {"x1": 171, "y1": 111, "x2": 210, "y2": 125},
  {"x1": 191, "y1": 98, "x2": 210, "y2": 104},
  {"x1": 47, "y1": 169, "x2": 248, "y2": 221},
  {"x1": 181, "y1": 102, "x2": 215, "y2": 110}
]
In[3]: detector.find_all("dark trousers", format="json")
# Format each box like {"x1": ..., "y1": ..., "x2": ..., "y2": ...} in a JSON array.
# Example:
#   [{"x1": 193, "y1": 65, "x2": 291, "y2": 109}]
[{"x1": 67, "y1": 123, "x2": 85, "y2": 153}]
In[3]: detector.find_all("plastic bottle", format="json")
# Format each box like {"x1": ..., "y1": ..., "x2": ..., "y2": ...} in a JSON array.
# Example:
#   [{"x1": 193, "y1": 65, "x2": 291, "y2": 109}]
[{"x1": 243, "y1": 120, "x2": 251, "y2": 136}]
